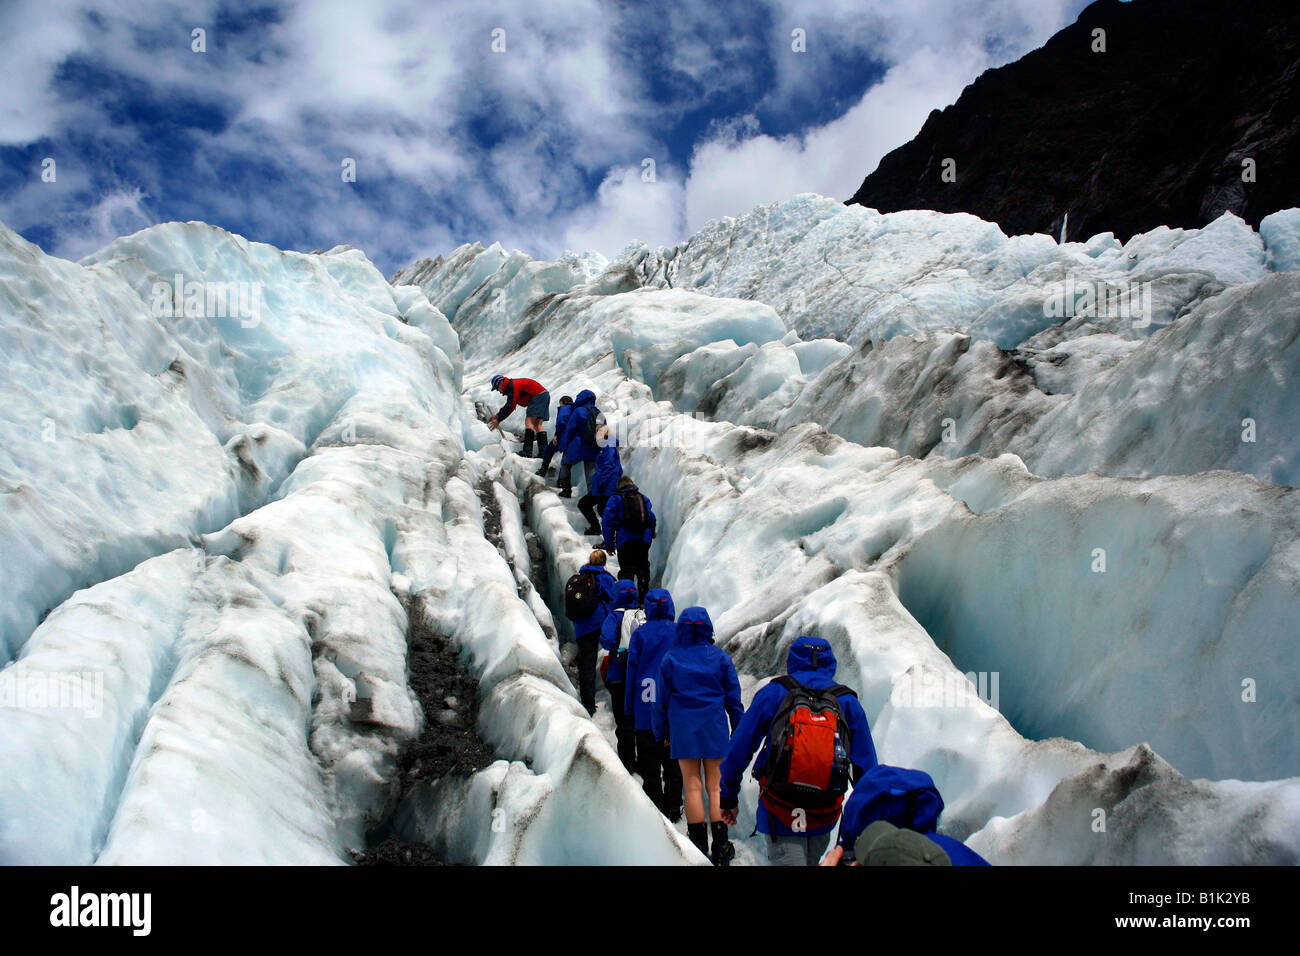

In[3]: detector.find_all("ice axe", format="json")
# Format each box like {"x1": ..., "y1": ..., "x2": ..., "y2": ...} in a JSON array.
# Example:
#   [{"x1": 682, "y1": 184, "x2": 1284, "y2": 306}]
[
  {"x1": 487, "y1": 415, "x2": 515, "y2": 452},
  {"x1": 478, "y1": 402, "x2": 504, "y2": 438}
]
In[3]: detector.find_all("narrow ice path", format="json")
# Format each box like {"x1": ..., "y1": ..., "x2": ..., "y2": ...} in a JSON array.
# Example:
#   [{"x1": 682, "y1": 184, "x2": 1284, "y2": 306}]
[
  {"x1": 383, "y1": 444, "x2": 705, "y2": 865},
  {"x1": 485, "y1": 450, "x2": 767, "y2": 865}
]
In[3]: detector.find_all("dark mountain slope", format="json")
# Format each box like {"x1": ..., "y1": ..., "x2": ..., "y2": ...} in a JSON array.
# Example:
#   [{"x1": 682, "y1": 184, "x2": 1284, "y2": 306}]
[{"x1": 846, "y1": 0, "x2": 1300, "y2": 241}]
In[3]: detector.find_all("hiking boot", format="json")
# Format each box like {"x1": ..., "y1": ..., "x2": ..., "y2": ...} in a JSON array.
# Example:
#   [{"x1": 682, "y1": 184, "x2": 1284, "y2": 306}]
[
  {"x1": 582, "y1": 525, "x2": 601, "y2": 536},
  {"x1": 709, "y1": 822, "x2": 734, "y2": 866},
  {"x1": 661, "y1": 801, "x2": 683, "y2": 824},
  {"x1": 687, "y1": 822, "x2": 709, "y2": 858},
  {"x1": 536, "y1": 462, "x2": 549, "y2": 477}
]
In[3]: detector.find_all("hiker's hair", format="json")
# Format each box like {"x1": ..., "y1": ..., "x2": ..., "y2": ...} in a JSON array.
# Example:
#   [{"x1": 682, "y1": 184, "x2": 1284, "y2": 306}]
[
  {"x1": 589, "y1": 549, "x2": 607, "y2": 566},
  {"x1": 560, "y1": 395, "x2": 573, "y2": 405},
  {"x1": 596, "y1": 424, "x2": 610, "y2": 441},
  {"x1": 616, "y1": 476, "x2": 636, "y2": 489}
]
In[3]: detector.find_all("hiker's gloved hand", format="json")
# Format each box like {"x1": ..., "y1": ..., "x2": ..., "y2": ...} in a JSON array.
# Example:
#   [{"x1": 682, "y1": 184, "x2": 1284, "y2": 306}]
[{"x1": 721, "y1": 808, "x2": 738, "y2": 826}]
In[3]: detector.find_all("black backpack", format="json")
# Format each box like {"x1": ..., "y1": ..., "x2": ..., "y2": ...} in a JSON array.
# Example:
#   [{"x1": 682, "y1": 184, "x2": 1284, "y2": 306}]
[
  {"x1": 582, "y1": 405, "x2": 603, "y2": 446},
  {"x1": 621, "y1": 488, "x2": 649, "y2": 535},
  {"x1": 564, "y1": 569, "x2": 603, "y2": 620},
  {"x1": 759, "y1": 676, "x2": 855, "y2": 830}
]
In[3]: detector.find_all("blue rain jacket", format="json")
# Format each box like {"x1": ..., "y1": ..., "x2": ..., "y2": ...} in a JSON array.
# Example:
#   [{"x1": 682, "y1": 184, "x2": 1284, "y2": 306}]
[
  {"x1": 547, "y1": 403, "x2": 573, "y2": 450},
  {"x1": 590, "y1": 440, "x2": 623, "y2": 496},
  {"x1": 836, "y1": 764, "x2": 990, "y2": 866},
  {"x1": 928, "y1": 834, "x2": 990, "y2": 866},
  {"x1": 651, "y1": 607, "x2": 743, "y2": 759},
  {"x1": 623, "y1": 589, "x2": 676, "y2": 730},
  {"x1": 558, "y1": 390, "x2": 599, "y2": 463},
  {"x1": 599, "y1": 579, "x2": 640, "y2": 684},
  {"x1": 602, "y1": 487, "x2": 656, "y2": 551},
  {"x1": 719, "y1": 636, "x2": 878, "y2": 836}
]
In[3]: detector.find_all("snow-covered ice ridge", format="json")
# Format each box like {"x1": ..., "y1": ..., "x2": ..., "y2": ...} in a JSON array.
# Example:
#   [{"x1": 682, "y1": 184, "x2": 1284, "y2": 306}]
[
  {"x1": 0, "y1": 219, "x2": 696, "y2": 865},
  {"x1": 623, "y1": 196, "x2": 1300, "y2": 487},
  {"x1": 396, "y1": 195, "x2": 1300, "y2": 864}
]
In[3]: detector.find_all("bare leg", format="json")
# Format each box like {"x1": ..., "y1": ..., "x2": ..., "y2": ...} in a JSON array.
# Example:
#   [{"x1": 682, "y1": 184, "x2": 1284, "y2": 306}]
[
  {"x1": 679, "y1": 759, "x2": 705, "y2": 824},
  {"x1": 703, "y1": 758, "x2": 724, "y2": 823}
]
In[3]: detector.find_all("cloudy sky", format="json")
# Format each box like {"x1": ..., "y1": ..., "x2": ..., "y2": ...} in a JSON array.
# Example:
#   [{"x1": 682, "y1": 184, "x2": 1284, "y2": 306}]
[{"x1": 0, "y1": 0, "x2": 1091, "y2": 275}]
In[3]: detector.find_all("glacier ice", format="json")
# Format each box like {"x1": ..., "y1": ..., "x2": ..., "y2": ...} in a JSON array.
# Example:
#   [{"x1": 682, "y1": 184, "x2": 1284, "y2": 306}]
[
  {"x1": 2, "y1": 191, "x2": 1298, "y2": 865},
  {"x1": 395, "y1": 198, "x2": 1300, "y2": 864},
  {"x1": 621, "y1": 205, "x2": 1300, "y2": 487},
  {"x1": 0, "y1": 217, "x2": 695, "y2": 865}
]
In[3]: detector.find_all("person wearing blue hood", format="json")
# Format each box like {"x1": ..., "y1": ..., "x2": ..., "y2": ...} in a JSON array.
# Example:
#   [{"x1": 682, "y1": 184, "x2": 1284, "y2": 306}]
[
  {"x1": 652, "y1": 606, "x2": 744, "y2": 865},
  {"x1": 579, "y1": 424, "x2": 621, "y2": 536},
  {"x1": 719, "y1": 635, "x2": 878, "y2": 866},
  {"x1": 602, "y1": 475, "x2": 655, "y2": 600},
  {"x1": 819, "y1": 764, "x2": 991, "y2": 867},
  {"x1": 624, "y1": 589, "x2": 682, "y2": 820},
  {"x1": 555, "y1": 389, "x2": 601, "y2": 499},
  {"x1": 565, "y1": 549, "x2": 618, "y2": 716},
  {"x1": 598, "y1": 578, "x2": 640, "y2": 771}
]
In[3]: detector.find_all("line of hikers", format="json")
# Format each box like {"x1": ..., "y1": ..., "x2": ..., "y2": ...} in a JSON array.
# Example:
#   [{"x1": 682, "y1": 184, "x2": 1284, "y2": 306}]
[
  {"x1": 561, "y1": 558, "x2": 990, "y2": 867},
  {"x1": 491, "y1": 374, "x2": 990, "y2": 867},
  {"x1": 489, "y1": 374, "x2": 651, "y2": 594}
]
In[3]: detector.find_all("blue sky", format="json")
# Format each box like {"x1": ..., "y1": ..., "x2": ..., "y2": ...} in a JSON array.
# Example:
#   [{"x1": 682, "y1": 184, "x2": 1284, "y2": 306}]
[{"x1": 0, "y1": 0, "x2": 1091, "y2": 275}]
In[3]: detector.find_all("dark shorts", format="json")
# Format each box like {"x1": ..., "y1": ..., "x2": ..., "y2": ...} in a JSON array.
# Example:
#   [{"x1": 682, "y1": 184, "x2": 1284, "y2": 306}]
[{"x1": 525, "y1": 390, "x2": 550, "y2": 421}]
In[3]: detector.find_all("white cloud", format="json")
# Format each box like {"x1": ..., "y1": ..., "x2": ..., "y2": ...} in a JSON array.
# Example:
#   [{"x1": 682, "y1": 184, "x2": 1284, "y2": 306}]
[
  {"x1": 0, "y1": 0, "x2": 1089, "y2": 269},
  {"x1": 561, "y1": 165, "x2": 685, "y2": 258},
  {"x1": 77, "y1": 187, "x2": 152, "y2": 256},
  {"x1": 684, "y1": 42, "x2": 988, "y2": 232},
  {"x1": 683, "y1": 0, "x2": 1087, "y2": 234},
  {"x1": 771, "y1": 0, "x2": 1081, "y2": 67},
  {"x1": 0, "y1": 0, "x2": 98, "y2": 145}
]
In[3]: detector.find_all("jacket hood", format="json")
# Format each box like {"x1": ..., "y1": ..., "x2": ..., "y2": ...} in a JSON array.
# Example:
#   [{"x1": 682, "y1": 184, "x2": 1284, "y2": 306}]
[
  {"x1": 851, "y1": 765, "x2": 945, "y2": 834},
  {"x1": 645, "y1": 589, "x2": 675, "y2": 621},
  {"x1": 675, "y1": 606, "x2": 714, "y2": 645},
  {"x1": 575, "y1": 389, "x2": 596, "y2": 406},
  {"x1": 579, "y1": 563, "x2": 609, "y2": 575},
  {"x1": 786, "y1": 636, "x2": 837, "y2": 681},
  {"x1": 612, "y1": 579, "x2": 638, "y2": 609}
]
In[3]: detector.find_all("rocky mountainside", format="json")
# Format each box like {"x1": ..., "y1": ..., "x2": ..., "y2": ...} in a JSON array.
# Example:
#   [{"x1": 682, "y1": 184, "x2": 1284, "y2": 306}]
[{"x1": 846, "y1": 0, "x2": 1300, "y2": 242}]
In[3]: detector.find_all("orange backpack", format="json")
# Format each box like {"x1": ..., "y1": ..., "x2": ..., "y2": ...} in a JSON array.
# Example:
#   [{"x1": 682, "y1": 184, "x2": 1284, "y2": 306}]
[{"x1": 758, "y1": 676, "x2": 855, "y2": 830}]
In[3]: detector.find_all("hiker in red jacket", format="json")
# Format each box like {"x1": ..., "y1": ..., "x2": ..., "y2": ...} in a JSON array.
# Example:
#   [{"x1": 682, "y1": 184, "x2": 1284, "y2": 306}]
[{"x1": 488, "y1": 374, "x2": 550, "y2": 457}]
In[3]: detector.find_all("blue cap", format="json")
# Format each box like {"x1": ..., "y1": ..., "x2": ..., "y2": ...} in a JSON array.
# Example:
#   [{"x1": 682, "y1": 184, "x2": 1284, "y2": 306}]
[{"x1": 491, "y1": 374, "x2": 505, "y2": 390}]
